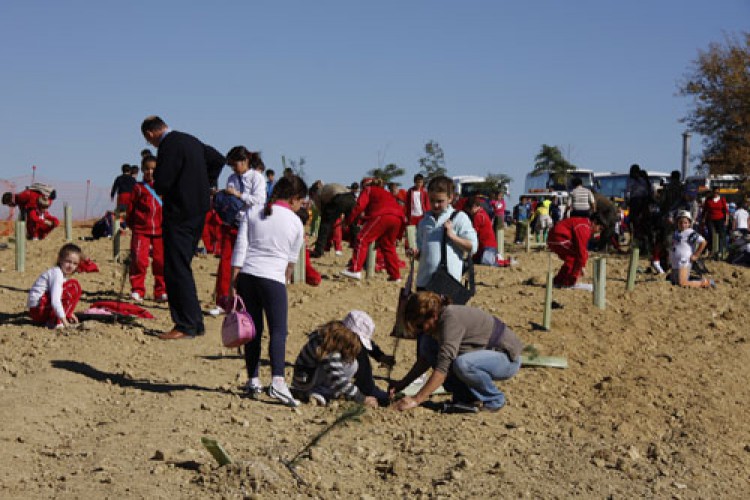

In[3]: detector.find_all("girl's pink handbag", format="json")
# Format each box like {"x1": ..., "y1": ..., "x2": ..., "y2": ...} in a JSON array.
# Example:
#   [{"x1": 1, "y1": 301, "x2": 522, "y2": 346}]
[{"x1": 221, "y1": 296, "x2": 256, "y2": 348}]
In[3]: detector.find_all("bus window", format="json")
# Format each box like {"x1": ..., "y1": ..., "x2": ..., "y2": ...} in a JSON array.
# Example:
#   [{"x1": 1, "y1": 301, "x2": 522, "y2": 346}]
[{"x1": 594, "y1": 174, "x2": 628, "y2": 200}]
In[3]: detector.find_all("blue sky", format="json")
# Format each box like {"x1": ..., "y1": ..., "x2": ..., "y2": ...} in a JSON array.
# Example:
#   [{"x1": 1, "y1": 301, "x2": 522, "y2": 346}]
[{"x1": 0, "y1": 1, "x2": 747, "y2": 195}]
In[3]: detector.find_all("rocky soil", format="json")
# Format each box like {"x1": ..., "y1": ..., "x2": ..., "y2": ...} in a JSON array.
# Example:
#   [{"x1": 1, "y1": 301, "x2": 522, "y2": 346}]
[{"x1": 0, "y1": 228, "x2": 748, "y2": 499}]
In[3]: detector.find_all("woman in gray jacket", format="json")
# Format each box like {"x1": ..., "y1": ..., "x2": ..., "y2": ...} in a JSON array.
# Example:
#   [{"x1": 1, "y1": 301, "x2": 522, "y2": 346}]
[{"x1": 391, "y1": 291, "x2": 523, "y2": 413}]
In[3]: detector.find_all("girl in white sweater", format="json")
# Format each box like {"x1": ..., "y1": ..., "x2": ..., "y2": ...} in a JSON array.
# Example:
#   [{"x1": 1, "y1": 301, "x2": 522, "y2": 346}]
[{"x1": 27, "y1": 243, "x2": 83, "y2": 328}]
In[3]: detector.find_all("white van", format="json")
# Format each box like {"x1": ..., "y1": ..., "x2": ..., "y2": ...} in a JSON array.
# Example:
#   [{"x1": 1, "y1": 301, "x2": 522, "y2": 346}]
[{"x1": 452, "y1": 175, "x2": 510, "y2": 199}]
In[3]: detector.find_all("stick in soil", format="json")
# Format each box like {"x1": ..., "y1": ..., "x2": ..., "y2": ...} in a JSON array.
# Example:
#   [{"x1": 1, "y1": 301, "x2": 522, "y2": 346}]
[
  {"x1": 281, "y1": 404, "x2": 367, "y2": 485},
  {"x1": 115, "y1": 252, "x2": 131, "y2": 324}
]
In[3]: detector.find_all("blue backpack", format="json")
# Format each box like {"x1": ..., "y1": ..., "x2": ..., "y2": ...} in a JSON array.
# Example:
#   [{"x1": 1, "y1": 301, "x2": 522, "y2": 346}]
[{"x1": 214, "y1": 191, "x2": 245, "y2": 227}]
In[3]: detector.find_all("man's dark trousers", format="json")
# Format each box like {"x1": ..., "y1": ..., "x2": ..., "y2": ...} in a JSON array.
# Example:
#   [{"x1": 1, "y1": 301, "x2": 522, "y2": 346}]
[
  {"x1": 313, "y1": 193, "x2": 356, "y2": 255},
  {"x1": 163, "y1": 214, "x2": 206, "y2": 336}
]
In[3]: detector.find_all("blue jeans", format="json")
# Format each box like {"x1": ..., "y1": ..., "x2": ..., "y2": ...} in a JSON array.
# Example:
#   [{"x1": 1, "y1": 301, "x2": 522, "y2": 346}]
[
  {"x1": 452, "y1": 350, "x2": 521, "y2": 409},
  {"x1": 418, "y1": 334, "x2": 520, "y2": 410}
]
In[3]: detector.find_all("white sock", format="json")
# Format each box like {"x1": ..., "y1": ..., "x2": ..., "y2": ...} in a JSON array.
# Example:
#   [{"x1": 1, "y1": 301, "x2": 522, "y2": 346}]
[{"x1": 272, "y1": 376, "x2": 286, "y2": 388}]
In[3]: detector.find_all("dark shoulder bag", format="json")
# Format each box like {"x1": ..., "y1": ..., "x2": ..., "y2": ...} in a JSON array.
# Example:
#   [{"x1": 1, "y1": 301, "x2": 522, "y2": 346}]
[
  {"x1": 425, "y1": 211, "x2": 476, "y2": 305},
  {"x1": 214, "y1": 179, "x2": 246, "y2": 227}
]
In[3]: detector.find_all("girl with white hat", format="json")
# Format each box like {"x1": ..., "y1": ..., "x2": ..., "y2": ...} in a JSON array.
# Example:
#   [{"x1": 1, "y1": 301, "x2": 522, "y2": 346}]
[{"x1": 670, "y1": 211, "x2": 714, "y2": 288}]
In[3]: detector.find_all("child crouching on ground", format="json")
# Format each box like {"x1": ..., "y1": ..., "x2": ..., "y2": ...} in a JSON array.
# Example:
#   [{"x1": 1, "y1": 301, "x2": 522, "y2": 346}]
[
  {"x1": 343, "y1": 310, "x2": 395, "y2": 406},
  {"x1": 292, "y1": 320, "x2": 379, "y2": 408},
  {"x1": 670, "y1": 210, "x2": 714, "y2": 288},
  {"x1": 27, "y1": 243, "x2": 83, "y2": 328}
]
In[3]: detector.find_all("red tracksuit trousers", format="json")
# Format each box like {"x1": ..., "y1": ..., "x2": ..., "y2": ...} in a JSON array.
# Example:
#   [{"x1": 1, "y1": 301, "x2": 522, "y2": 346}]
[
  {"x1": 215, "y1": 225, "x2": 238, "y2": 304},
  {"x1": 547, "y1": 239, "x2": 582, "y2": 287},
  {"x1": 349, "y1": 214, "x2": 402, "y2": 280},
  {"x1": 324, "y1": 217, "x2": 343, "y2": 252},
  {"x1": 27, "y1": 215, "x2": 59, "y2": 240},
  {"x1": 129, "y1": 232, "x2": 166, "y2": 298},
  {"x1": 29, "y1": 279, "x2": 82, "y2": 326}
]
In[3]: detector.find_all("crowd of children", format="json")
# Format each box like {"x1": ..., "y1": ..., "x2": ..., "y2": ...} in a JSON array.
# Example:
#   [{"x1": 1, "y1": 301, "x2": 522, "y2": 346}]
[{"x1": 18, "y1": 151, "x2": 750, "y2": 416}]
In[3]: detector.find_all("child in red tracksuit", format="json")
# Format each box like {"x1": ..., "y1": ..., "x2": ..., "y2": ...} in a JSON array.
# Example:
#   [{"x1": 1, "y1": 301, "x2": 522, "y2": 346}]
[
  {"x1": 26, "y1": 196, "x2": 59, "y2": 240},
  {"x1": 126, "y1": 156, "x2": 166, "y2": 302},
  {"x1": 466, "y1": 196, "x2": 507, "y2": 266},
  {"x1": 2, "y1": 184, "x2": 55, "y2": 219},
  {"x1": 341, "y1": 178, "x2": 404, "y2": 281},
  {"x1": 324, "y1": 216, "x2": 344, "y2": 254},
  {"x1": 27, "y1": 243, "x2": 82, "y2": 329},
  {"x1": 547, "y1": 214, "x2": 604, "y2": 287},
  {"x1": 405, "y1": 174, "x2": 430, "y2": 227},
  {"x1": 202, "y1": 205, "x2": 223, "y2": 256}
]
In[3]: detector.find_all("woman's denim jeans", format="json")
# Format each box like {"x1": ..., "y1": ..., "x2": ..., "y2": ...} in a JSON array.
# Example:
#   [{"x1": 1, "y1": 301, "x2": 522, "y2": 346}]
[{"x1": 418, "y1": 334, "x2": 521, "y2": 410}]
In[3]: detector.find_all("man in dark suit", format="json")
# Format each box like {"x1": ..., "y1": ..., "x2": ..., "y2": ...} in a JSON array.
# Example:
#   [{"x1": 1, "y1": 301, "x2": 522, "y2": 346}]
[{"x1": 141, "y1": 116, "x2": 226, "y2": 340}]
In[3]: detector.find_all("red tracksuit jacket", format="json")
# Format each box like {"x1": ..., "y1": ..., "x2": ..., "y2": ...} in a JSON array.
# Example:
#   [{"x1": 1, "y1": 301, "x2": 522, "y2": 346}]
[
  {"x1": 126, "y1": 182, "x2": 163, "y2": 236},
  {"x1": 346, "y1": 186, "x2": 405, "y2": 225},
  {"x1": 547, "y1": 217, "x2": 592, "y2": 265},
  {"x1": 472, "y1": 208, "x2": 497, "y2": 255}
]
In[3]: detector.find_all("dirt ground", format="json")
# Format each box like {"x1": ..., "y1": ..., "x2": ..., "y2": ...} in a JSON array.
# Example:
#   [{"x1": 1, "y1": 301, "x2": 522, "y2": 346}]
[{"x1": 0, "y1": 228, "x2": 748, "y2": 499}]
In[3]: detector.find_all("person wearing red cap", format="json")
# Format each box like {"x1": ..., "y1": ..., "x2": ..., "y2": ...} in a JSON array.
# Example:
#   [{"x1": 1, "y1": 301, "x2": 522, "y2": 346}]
[{"x1": 340, "y1": 178, "x2": 405, "y2": 281}]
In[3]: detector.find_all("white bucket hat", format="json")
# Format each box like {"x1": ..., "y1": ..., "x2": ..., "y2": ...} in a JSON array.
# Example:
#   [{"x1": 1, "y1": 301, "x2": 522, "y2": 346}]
[
  {"x1": 342, "y1": 310, "x2": 374, "y2": 351},
  {"x1": 676, "y1": 210, "x2": 692, "y2": 223}
]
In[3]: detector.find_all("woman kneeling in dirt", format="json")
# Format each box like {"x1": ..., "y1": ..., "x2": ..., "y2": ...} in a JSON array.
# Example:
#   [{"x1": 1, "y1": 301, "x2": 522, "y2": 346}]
[{"x1": 390, "y1": 291, "x2": 523, "y2": 413}]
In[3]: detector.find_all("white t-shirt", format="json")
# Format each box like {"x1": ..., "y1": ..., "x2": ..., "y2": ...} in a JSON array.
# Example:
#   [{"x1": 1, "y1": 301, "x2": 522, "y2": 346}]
[
  {"x1": 231, "y1": 203, "x2": 304, "y2": 284},
  {"x1": 670, "y1": 228, "x2": 705, "y2": 270},
  {"x1": 733, "y1": 208, "x2": 748, "y2": 230},
  {"x1": 27, "y1": 266, "x2": 67, "y2": 320},
  {"x1": 411, "y1": 190, "x2": 424, "y2": 217}
]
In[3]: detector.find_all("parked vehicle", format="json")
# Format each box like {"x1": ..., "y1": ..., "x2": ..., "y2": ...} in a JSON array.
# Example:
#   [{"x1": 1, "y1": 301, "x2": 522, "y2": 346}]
[
  {"x1": 452, "y1": 175, "x2": 510, "y2": 199},
  {"x1": 594, "y1": 171, "x2": 669, "y2": 202},
  {"x1": 684, "y1": 174, "x2": 745, "y2": 204},
  {"x1": 524, "y1": 169, "x2": 595, "y2": 194}
]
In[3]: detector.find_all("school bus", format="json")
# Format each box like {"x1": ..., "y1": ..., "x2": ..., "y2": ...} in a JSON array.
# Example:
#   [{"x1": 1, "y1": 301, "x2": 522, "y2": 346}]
[{"x1": 684, "y1": 174, "x2": 744, "y2": 196}]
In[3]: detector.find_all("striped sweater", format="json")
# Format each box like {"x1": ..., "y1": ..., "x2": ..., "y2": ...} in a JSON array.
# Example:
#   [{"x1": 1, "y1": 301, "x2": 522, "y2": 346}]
[{"x1": 292, "y1": 332, "x2": 365, "y2": 403}]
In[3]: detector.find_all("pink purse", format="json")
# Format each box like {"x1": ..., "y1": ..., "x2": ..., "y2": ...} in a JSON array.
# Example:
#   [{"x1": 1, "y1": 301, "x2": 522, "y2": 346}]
[{"x1": 221, "y1": 296, "x2": 256, "y2": 348}]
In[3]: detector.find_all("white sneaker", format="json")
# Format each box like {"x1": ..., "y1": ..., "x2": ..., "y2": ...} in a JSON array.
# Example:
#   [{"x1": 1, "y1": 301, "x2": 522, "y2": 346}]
[
  {"x1": 155, "y1": 294, "x2": 168, "y2": 303},
  {"x1": 652, "y1": 261, "x2": 665, "y2": 274},
  {"x1": 335, "y1": 250, "x2": 343, "y2": 256},
  {"x1": 340, "y1": 269, "x2": 362, "y2": 280},
  {"x1": 268, "y1": 381, "x2": 300, "y2": 407},
  {"x1": 243, "y1": 380, "x2": 264, "y2": 399},
  {"x1": 309, "y1": 392, "x2": 327, "y2": 406},
  {"x1": 130, "y1": 292, "x2": 143, "y2": 303},
  {"x1": 208, "y1": 306, "x2": 225, "y2": 317}
]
